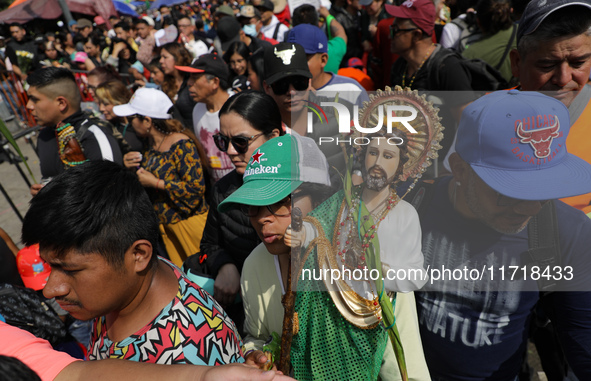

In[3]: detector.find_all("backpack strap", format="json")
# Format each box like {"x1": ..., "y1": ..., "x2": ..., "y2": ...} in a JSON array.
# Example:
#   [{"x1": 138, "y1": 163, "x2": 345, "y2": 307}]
[
  {"x1": 426, "y1": 45, "x2": 456, "y2": 90},
  {"x1": 495, "y1": 23, "x2": 517, "y2": 71},
  {"x1": 273, "y1": 23, "x2": 281, "y2": 40},
  {"x1": 525, "y1": 200, "x2": 561, "y2": 292}
]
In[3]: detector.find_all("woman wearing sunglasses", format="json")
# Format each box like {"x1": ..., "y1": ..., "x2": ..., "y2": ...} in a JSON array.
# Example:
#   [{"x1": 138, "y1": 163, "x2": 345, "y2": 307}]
[
  {"x1": 184, "y1": 90, "x2": 283, "y2": 333},
  {"x1": 115, "y1": 87, "x2": 210, "y2": 268}
]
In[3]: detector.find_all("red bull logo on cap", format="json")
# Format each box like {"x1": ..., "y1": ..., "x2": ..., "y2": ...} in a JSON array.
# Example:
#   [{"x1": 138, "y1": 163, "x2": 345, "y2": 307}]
[{"x1": 511, "y1": 114, "x2": 563, "y2": 164}]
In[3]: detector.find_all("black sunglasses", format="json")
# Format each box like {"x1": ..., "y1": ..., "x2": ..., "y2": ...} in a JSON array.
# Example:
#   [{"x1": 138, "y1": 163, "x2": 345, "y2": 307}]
[
  {"x1": 271, "y1": 76, "x2": 309, "y2": 95},
  {"x1": 213, "y1": 132, "x2": 265, "y2": 154},
  {"x1": 241, "y1": 196, "x2": 292, "y2": 217},
  {"x1": 389, "y1": 25, "x2": 419, "y2": 38}
]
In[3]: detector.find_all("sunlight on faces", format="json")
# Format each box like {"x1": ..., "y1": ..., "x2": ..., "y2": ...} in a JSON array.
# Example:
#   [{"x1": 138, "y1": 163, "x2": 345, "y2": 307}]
[
  {"x1": 219, "y1": 112, "x2": 279, "y2": 175},
  {"x1": 159, "y1": 49, "x2": 177, "y2": 75},
  {"x1": 136, "y1": 23, "x2": 151, "y2": 39},
  {"x1": 39, "y1": 248, "x2": 138, "y2": 321},
  {"x1": 512, "y1": 34, "x2": 591, "y2": 108},
  {"x1": 249, "y1": 194, "x2": 314, "y2": 256},
  {"x1": 83, "y1": 41, "x2": 99, "y2": 57},
  {"x1": 98, "y1": 101, "x2": 116, "y2": 121},
  {"x1": 229, "y1": 53, "x2": 247, "y2": 76},
  {"x1": 187, "y1": 73, "x2": 216, "y2": 103},
  {"x1": 26, "y1": 87, "x2": 62, "y2": 127}
]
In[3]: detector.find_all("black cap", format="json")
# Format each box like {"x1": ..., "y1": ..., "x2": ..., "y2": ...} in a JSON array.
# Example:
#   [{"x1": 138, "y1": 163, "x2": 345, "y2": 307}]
[
  {"x1": 256, "y1": 0, "x2": 274, "y2": 12},
  {"x1": 175, "y1": 53, "x2": 230, "y2": 83},
  {"x1": 216, "y1": 17, "x2": 241, "y2": 52},
  {"x1": 263, "y1": 42, "x2": 312, "y2": 85}
]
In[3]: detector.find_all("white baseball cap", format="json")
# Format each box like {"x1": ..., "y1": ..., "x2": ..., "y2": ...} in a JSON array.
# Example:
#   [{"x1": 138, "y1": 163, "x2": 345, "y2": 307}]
[{"x1": 113, "y1": 87, "x2": 173, "y2": 119}]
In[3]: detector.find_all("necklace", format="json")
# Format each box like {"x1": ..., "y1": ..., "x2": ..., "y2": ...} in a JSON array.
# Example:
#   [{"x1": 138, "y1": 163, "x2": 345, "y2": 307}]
[
  {"x1": 336, "y1": 188, "x2": 399, "y2": 271},
  {"x1": 401, "y1": 43, "x2": 435, "y2": 88},
  {"x1": 153, "y1": 134, "x2": 168, "y2": 152}
]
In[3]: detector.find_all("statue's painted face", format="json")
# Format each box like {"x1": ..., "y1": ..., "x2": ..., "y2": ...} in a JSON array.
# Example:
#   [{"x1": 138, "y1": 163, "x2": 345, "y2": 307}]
[{"x1": 363, "y1": 139, "x2": 401, "y2": 191}]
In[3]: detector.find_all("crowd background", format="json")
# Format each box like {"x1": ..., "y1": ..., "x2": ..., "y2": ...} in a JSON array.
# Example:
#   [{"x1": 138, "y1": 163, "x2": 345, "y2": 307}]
[{"x1": 0, "y1": 0, "x2": 588, "y2": 380}]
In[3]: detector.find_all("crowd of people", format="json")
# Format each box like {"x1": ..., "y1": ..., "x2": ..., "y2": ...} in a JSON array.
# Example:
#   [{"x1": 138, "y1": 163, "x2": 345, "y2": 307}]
[{"x1": 2, "y1": 0, "x2": 591, "y2": 380}]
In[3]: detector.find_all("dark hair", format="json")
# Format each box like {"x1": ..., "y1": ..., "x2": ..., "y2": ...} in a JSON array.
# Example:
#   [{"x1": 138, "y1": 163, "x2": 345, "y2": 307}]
[
  {"x1": 27, "y1": 66, "x2": 74, "y2": 88},
  {"x1": 518, "y1": 6, "x2": 591, "y2": 56},
  {"x1": 26, "y1": 67, "x2": 81, "y2": 106},
  {"x1": 161, "y1": 42, "x2": 193, "y2": 99},
  {"x1": 22, "y1": 161, "x2": 160, "y2": 268},
  {"x1": 292, "y1": 4, "x2": 319, "y2": 27},
  {"x1": 114, "y1": 21, "x2": 131, "y2": 32},
  {"x1": 83, "y1": 35, "x2": 102, "y2": 49},
  {"x1": 88, "y1": 65, "x2": 122, "y2": 85},
  {"x1": 8, "y1": 22, "x2": 24, "y2": 30},
  {"x1": 149, "y1": 117, "x2": 212, "y2": 175},
  {"x1": 223, "y1": 41, "x2": 250, "y2": 62},
  {"x1": 222, "y1": 41, "x2": 250, "y2": 76},
  {"x1": 248, "y1": 48, "x2": 265, "y2": 90},
  {"x1": 161, "y1": 42, "x2": 193, "y2": 66},
  {"x1": 0, "y1": 355, "x2": 41, "y2": 381},
  {"x1": 109, "y1": 37, "x2": 137, "y2": 63},
  {"x1": 219, "y1": 90, "x2": 284, "y2": 137},
  {"x1": 134, "y1": 19, "x2": 150, "y2": 27},
  {"x1": 475, "y1": 0, "x2": 512, "y2": 35}
]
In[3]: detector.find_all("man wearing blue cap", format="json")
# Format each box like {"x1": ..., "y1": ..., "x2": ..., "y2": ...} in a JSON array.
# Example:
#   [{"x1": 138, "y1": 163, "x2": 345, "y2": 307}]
[
  {"x1": 286, "y1": 23, "x2": 369, "y2": 106},
  {"x1": 510, "y1": 0, "x2": 591, "y2": 217},
  {"x1": 414, "y1": 90, "x2": 591, "y2": 380}
]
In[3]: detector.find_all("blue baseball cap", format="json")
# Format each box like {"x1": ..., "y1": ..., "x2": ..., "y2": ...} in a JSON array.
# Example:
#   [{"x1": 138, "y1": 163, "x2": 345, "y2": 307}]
[
  {"x1": 286, "y1": 24, "x2": 328, "y2": 54},
  {"x1": 456, "y1": 90, "x2": 591, "y2": 200}
]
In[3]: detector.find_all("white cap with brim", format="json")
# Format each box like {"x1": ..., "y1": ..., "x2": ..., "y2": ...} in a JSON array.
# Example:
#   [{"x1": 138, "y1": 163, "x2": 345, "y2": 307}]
[{"x1": 113, "y1": 87, "x2": 173, "y2": 120}]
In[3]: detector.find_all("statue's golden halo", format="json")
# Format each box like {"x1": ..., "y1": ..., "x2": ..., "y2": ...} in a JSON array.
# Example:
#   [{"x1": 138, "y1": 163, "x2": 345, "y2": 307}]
[{"x1": 354, "y1": 86, "x2": 445, "y2": 183}]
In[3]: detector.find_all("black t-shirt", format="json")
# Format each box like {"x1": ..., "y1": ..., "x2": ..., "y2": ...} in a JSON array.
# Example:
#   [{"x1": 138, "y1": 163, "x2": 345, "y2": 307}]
[
  {"x1": 5, "y1": 38, "x2": 40, "y2": 74},
  {"x1": 390, "y1": 45, "x2": 473, "y2": 96},
  {"x1": 36, "y1": 111, "x2": 124, "y2": 179},
  {"x1": 390, "y1": 45, "x2": 476, "y2": 154},
  {"x1": 175, "y1": 75, "x2": 197, "y2": 129},
  {"x1": 0, "y1": 239, "x2": 24, "y2": 287}
]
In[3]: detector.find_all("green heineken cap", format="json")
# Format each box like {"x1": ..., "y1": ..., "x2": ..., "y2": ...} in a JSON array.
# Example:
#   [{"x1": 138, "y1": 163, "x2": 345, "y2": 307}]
[{"x1": 218, "y1": 134, "x2": 331, "y2": 213}]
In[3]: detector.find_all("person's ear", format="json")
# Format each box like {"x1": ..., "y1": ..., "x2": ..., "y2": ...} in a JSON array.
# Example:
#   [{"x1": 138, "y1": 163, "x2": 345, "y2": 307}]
[
  {"x1": 269, "y1": 128, "x2": 281, "y2": 138},
  {"x1": 209, "y1": 76, "x2": 220, "y2": 90},
  {"x1": 509, "y1": 48, "x2": 521, "y2": 80},
  {"x1": 56, "y1": 96, "x2": 69, "y2": 113},
  {"x1": 128, "y1": 240, "x2": 153, "y2": 273},
  {"x1": 448, "y1": 152, "x2": 470, "y2": 186},
  {"x1": 320, "y1": 53, "x2": 328, "y2": 67},
  {"x1": 263, "y1": 80, "x2": 272, "y2": 95}
]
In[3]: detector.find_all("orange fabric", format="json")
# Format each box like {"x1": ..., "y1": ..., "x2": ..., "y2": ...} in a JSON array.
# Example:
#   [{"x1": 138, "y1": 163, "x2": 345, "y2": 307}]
[
  {"x1": 0, "y1": 321, "x2": 78, "y2": 381},
  {"x1": 337, "y1": 67, "x2": 375, "y2": 91},
  {"x1": 562, "y1": 96, "x2": 591, "y2": 214},
  {"x1": 9, "y1": 0, "x2": 28, "y2": 8}
]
